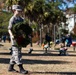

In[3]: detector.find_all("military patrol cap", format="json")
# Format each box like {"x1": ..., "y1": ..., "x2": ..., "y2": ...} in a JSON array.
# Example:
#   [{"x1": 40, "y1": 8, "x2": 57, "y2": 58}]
[{"x1": 12, "y1": 5, "x2": 22, "y2": 11}]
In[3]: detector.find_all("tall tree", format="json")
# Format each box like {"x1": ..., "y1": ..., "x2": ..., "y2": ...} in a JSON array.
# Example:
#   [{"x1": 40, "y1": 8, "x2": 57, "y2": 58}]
[{"x1": 5, "y1": 0, "x2": 67, "y2": 43}]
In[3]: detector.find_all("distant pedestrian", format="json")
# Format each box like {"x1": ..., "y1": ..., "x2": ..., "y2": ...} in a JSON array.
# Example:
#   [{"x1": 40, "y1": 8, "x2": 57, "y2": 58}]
[
  {"x1": 28, "y1": 34, "x2": 33, "y2": 54},
  {"x1": 66, "y1": 34, "x2": 72, "y2": 47},
  {"x1": 61, "y1": 34, "x2": 66, "y2": 45},
  {"x1": 7, "y1": 35, "x2": 11, "y2": 43},
  {"x1": 45, "y1": 33, "x2": 51, "y2": 49},
  {"x1": 59, "y1": 43, "x2": 68, "y2": 56},
  {"x1": 2, "y1": 34, "x2": 6, "y2": 42}
]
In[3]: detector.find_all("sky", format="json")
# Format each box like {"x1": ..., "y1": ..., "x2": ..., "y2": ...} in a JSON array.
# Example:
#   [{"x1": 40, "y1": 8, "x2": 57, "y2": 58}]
[
  {"x1": 46, "y1": 0, "x2": 76, "y2": 11},
  {"x1": 58, "y1": 0, "x2": 76, "y2": 11}
]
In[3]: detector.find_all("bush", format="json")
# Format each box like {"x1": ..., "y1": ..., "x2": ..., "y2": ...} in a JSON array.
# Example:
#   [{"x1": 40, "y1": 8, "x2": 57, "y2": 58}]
[{"x1": 12, "y1": 22, "x2": 33, "y2": 47}]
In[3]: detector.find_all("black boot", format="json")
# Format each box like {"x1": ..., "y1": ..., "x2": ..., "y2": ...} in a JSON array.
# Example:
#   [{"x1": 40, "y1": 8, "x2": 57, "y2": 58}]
[
  {"x1": 28, "y1": 48, "x2": 33, "y2": 54},
  {"x1": 8, "y1": 64, "x2": 17, "y2": 72},
  {"x1": 18, "y1": 64, "x2": 28, "y2": 74},
  {"x1": 9, "y1": 47, "x2": 12, "y2": 54}
]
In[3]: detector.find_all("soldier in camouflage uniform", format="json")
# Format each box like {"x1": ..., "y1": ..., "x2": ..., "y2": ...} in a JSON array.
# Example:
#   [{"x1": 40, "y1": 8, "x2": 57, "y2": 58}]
[{"x1": 8, "y1": 5, "x2": 28, "y2": 74}]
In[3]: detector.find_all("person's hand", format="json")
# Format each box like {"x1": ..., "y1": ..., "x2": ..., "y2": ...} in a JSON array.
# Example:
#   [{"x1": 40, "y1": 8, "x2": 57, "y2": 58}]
[{"x1": 11, "y1": 35, "x2": 14, "y2": 39}]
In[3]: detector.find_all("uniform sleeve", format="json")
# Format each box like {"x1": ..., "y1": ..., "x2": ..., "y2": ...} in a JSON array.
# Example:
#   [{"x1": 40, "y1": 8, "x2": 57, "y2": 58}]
[{"x1": 8, "y1": 17, "x2": 14, "y2": 30}]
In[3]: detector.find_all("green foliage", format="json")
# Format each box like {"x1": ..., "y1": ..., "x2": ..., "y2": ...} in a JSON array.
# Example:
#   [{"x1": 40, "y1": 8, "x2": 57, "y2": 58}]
[
  {"x1": 61, "y1": 29, "x2": 68, "y2": 34},
  {"x1": 5, "y1": 0, "x2": 67, "y2": 36},
  {"x1": 5, "y1": 0, "x2": 20, "y2": 5},
  {"x1": 70, "y1": 33, "x2": 76, "y2": 40},
  {"x1": 0, "y1": 11, "x2": 13, "y2": 34},
  {"x1": 31, "y1": 21, "x2": 38, "y2": 31},
  {"x1": 5, "y1": 0, "x2": 66, "y2": 25},
  {"x1": 12, "y1": 21, "x2": 33, "y2": 47},
  {"x1": 12, "y1": 21, "x2": 32, "y2": 34},
  {"x1": 72, "y1": 4, "x2": 76, "y2": 13}
]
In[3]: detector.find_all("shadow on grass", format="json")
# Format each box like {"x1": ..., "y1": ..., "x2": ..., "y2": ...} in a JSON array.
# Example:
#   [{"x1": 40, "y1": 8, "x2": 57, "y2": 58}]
[
  {"x1": 22, "y1": 52, "x2": 76, "y2": 57},
  {"x1": 0, "y1": 44, "x2": 4, "y2": 47},
  {"x1": 0, "y1": 52, "x2": 59, "y2": 56},
  {"x1": 22, "y1": 53, "x2": 59, "y2": 56},
  {"x1": 0, "y1": 50, "x2": 59, "y2": 56},
  {"x1": 0, "y1": 58, "x2": 9, "y2": 64},
  {"x1": 0, "y1": 52, "x2": 10, "y2": 55},
  {"x1": 68, "y1": 54, "x2": 76, "y2": 56},
  {"x1": 0, "y1": 58, "x2": 71, "y2": 65},
  {"x1": 22, "y1": 59, "x2": 71, "y2": 64},
  {"x1": 31, "y1": 71, "x2": 76, "y2": 75},
  {"x1": 0, "y1": 51, "x2": 76, "y2": 57}
]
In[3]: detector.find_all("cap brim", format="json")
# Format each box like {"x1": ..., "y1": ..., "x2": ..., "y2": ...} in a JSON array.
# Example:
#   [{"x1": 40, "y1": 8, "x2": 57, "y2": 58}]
[{"x1": 16, "y1": 9, "x2": 22, "y2": 11}]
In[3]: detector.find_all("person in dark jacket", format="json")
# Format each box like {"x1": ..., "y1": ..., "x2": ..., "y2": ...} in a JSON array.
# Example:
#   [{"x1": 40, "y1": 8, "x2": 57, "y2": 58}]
[{"x1": 66, "y1": 34, "x2": 72, "y2": 47}]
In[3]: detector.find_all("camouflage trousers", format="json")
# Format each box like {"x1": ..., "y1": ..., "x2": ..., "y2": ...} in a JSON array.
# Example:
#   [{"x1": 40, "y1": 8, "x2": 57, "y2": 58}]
[{"x1": 9, "y1": 35, "x2": 22, "y2": 65}]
